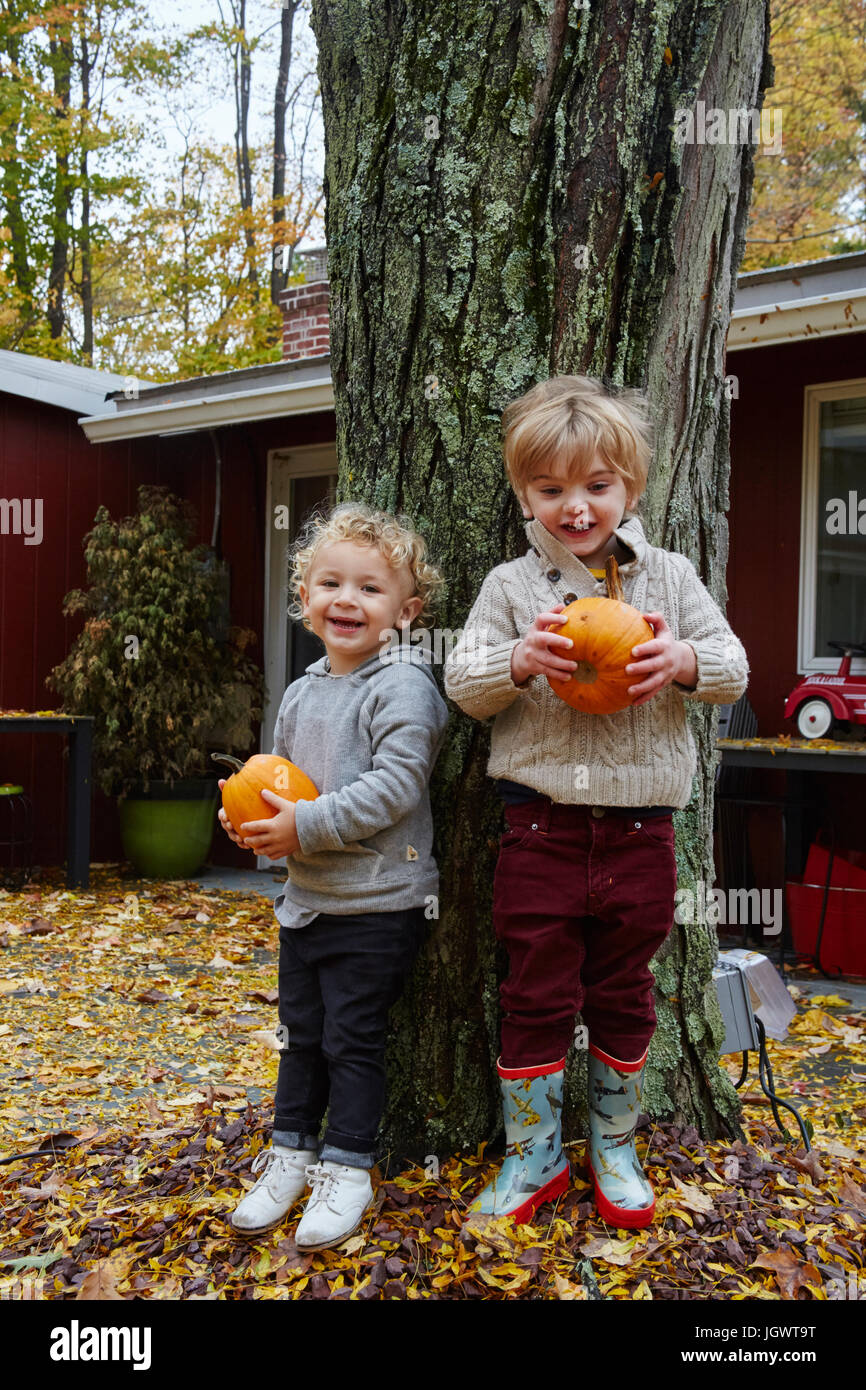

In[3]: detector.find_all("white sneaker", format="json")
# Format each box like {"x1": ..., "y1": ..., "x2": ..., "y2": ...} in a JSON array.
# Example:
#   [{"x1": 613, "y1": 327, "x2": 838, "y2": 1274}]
[
  {"x1": 230, "y1": 1145, "x2": 317, "y2": 1236},
  {"x1": 294, "y1": 1161, "x2": 374, "y2": 1251}
]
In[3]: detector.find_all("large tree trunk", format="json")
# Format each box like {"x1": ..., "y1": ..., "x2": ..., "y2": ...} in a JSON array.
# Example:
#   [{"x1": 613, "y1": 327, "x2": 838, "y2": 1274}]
[{"x1": 311, "y1": 0, "x2": 772, "y2": 1157}]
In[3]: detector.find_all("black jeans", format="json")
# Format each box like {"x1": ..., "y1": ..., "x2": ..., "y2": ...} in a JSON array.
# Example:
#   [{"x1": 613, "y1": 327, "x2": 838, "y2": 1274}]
[{"x1": 273, "y1": 906, "x2": 427, "y2": 1168}]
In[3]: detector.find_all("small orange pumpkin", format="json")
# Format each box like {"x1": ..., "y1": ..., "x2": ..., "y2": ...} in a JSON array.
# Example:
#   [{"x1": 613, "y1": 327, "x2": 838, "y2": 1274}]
[
  {"x1": 212, "y1": 753, "x2": 318, "y2": 847},
  {"x1": 546, "y1": 556, "x2": 654, "y2": 714}
]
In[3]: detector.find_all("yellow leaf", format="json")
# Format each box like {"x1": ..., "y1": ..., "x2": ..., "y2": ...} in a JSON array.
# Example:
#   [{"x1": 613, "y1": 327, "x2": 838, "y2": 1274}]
[
  {"x1": 339, "y1": 1235, "x2": 366, "y2": 1256},
  {"x1": 633, "y1": 1280, "x2": 653, "y2": 1299},
  {"x1": 671, "y1": 1176, "x2": 715, "y2": 1214}
]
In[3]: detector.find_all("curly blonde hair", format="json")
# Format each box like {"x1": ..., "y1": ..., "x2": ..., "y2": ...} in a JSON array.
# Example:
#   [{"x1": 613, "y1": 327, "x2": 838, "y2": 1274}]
[
  {"x1": 288, "y1": 502, "x2": 444, "y2": 630},
  {"x1": 502, "y1": 375, "x2": 654, "y2": 514}
]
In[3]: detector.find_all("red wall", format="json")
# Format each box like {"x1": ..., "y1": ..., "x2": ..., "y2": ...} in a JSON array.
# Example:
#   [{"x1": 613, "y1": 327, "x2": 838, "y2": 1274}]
[{"x1": 0, "y1": 389, "x2": 335, "y2": 873}]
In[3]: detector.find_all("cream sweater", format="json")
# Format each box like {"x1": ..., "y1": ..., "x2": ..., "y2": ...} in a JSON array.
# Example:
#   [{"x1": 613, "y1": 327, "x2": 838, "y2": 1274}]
[{"x1": 443, "y1": 516, "x2": 749, "y2": 809}]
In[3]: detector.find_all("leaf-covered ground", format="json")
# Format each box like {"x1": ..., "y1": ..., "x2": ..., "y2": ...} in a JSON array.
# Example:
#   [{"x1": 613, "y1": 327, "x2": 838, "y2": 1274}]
[{"x1": 1, "y1": 868, "x2": 865, "y2": 1301}]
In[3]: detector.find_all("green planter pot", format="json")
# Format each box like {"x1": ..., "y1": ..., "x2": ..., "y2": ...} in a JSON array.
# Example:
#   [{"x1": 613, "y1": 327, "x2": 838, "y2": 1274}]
[{"x1": 118, "y1": 778, "x2": 220, "y2": 879}]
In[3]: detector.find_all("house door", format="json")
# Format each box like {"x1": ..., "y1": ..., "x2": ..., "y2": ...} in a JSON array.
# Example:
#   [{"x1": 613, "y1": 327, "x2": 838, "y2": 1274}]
[{"x1": 260, "y1": 443, "x2": 337, "y2": 871}]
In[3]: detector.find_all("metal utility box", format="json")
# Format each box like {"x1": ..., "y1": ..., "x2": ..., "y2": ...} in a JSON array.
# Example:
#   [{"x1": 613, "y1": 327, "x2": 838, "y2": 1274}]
[
  {"x1": 712, "y1": 948, "x2": 797, "y2": 1054},
  {"x1": 712, "y1": 958, "x2": 760, "y2": 1054}
]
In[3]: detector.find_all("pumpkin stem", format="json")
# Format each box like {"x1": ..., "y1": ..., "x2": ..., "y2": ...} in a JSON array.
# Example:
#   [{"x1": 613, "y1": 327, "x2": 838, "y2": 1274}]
[
  {"x1": 604, "y1": 555, "x2": 625, "y2": 602},
  {"x1": 210, "y1": 753, "x2": 244, "y2": 773}
]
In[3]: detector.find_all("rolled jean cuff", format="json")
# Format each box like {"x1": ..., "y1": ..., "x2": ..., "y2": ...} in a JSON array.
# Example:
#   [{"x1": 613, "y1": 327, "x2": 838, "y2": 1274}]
[
  {"x1": 320, "y1": 1142, "x2": 377, "y2": 1170},
  {"x1": 320, "y1": 1126, "x2": 378, "y2": 1169},
  {"x1": 272, "y1": 1125, "x2": 320, "y2": 1152}
]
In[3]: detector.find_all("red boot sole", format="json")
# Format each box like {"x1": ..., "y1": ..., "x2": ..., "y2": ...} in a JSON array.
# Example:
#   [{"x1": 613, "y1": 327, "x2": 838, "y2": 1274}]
[
  {"x1": 505, "y1": 1164, "x2": 571, "y2": 1226},
  {"x1": 588, "y1": 1161, "x2": 655, "y2": 1229}
]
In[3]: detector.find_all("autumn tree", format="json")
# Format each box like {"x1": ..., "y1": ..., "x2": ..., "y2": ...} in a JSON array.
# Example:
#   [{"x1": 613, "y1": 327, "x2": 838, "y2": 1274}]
[
  {"x1": 311, "y1": 0, "x2": 773, "y2": 1156},
  {"x1": 0, "y1": 0, "x2": 154, "y2": 358},
  {"x1": 744, "y1": 0, "x2": 866, "y2": 267}
]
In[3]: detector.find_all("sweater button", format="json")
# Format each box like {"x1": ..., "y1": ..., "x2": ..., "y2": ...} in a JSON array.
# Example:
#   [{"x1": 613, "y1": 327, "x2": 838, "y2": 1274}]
[
  {"x1": 591, "y1": 806, "x2": 605, "y2": 818},
  {"x1": 563, "y1": 592, "x2": 577, "y2": 603},
  {"x1": 547, "y1": 568, "x2": 561, "y2": 582}
]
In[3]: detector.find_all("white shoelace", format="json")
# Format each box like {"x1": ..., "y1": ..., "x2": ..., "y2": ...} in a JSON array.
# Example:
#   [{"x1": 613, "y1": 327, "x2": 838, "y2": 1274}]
[
  {"x1": 304, "y1": 1162, "x2": 340, "y2": 1210},
  {"x1": 250, "y1": 1146, "x2": 296, "y2": 1196}
]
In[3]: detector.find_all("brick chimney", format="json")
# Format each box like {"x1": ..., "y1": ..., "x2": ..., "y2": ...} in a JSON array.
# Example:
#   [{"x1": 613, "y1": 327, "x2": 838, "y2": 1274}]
[{"x1": 280, "y1": 246, "x2": 330, "y2": 361}]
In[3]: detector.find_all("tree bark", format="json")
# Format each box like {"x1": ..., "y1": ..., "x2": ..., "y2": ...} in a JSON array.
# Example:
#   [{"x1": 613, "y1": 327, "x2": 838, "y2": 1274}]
[
  {"x1": 47, "y1": 31, "x2": 74, "y2": 341},
  {"x1": 311, "y1": 0, "x2": 772, "y2": 1157},
  {"x1": 229, "y1": 0, "x2": 258, "y2": 297},
  {"x1": 78, "y1": 24, "x2": 94, "y2": 363},
  {"x1": 271, "y1": 0, "x2": 298, "y2": 308}
]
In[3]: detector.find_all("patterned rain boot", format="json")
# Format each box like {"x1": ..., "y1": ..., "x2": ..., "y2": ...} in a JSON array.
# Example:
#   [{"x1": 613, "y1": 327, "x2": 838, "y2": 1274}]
[
  {"x1": 467, "y1": 1058, "x2": 570, "y2": 1225},
  {"x1": 587, "y1": 1042, "x2": 655, "y2": 1229}
]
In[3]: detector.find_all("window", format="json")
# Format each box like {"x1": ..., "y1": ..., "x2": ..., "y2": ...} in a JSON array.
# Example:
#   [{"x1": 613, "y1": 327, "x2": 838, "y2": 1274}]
[{"x1": 799, "y1": 381, "x2": 866, "y2": 673}]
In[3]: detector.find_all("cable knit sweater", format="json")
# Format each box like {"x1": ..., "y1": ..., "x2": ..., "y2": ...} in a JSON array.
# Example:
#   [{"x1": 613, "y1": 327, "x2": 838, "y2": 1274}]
[{"x1": 443, "y1": 515, "x2": 749, "y2": 809}]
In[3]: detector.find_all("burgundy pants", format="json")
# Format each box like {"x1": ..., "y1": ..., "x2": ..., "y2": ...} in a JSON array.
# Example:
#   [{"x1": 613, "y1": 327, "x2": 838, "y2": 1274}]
[{"x1": 492, "y1": 797, "x2": 678, "y2": 1067}]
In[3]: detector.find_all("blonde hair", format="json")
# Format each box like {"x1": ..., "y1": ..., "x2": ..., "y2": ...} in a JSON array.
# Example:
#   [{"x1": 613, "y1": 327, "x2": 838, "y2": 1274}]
[
  {"x1": 288, "y1": 502, "x2": 444, "y2": 629},
  {"x1": 502, "y1": 376, "x2": 653, "y2": 513}
]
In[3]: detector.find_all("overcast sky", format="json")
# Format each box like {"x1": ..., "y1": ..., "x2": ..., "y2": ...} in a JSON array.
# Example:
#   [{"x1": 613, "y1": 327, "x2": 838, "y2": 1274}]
[{"x1": 129, "y1": 0, "x2": 326, "y2": 251}]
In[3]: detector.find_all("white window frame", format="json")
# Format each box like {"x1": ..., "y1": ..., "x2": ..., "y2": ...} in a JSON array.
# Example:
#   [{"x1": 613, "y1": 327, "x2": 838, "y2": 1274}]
[
  {"x1": 798, "y1": 377, "x2": 866, "y2": 675},
  {"x1": 260, "y1": 442, "x2": 337, "y2": 870}
]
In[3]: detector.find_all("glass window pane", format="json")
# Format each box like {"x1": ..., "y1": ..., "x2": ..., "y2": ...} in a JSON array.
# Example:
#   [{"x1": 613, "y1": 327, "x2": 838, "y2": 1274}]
[{"x1": 815, "y1": 396, "x2": 866, "y2": 660}]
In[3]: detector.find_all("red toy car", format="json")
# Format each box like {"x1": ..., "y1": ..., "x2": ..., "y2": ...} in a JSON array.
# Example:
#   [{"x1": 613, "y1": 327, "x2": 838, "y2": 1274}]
[{"x1": 784, "y1": 641, "x2": 866, "y2": 739}]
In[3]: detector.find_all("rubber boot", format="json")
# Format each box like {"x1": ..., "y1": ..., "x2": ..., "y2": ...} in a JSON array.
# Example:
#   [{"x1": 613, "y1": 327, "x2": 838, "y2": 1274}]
[
  {"x1": 468, "y1": 1058, "x2": 570, "y2": 1225},
  {"x1": 587, "y1": 1041, "x2": 655, "y2": 1229}
]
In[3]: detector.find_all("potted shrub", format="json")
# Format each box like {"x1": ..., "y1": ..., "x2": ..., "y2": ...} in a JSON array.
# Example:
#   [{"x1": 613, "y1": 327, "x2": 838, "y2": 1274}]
[{"x1": 47, "y1": 485, "x2": 263, "y2": 878}]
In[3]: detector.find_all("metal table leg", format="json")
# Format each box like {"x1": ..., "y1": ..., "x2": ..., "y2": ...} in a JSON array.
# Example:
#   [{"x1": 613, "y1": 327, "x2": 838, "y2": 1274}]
[{"x1": 67, "y1": 721, "x2": 92, "y2": 888}]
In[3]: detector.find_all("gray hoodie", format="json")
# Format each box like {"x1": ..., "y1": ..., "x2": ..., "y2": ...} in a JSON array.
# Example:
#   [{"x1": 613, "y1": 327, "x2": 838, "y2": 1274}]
[{"x1": 271, "y1": 644, "x2": 450, "y2": 929}]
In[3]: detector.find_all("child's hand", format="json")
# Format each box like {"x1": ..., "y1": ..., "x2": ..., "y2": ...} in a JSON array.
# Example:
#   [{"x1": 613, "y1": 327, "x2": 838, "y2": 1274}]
[
  {"x1": 235, "y1": 789, "x2": 302, "y2": 860},
  {"x1": 511, "y1": 604, "x2": 578, "y2": 686},
  {"x1": 626, "y1": 614, "x2": 697, "y2": 705},
  {"x1": 217, "y1": 779, "x2": 246, "y2": 846}
]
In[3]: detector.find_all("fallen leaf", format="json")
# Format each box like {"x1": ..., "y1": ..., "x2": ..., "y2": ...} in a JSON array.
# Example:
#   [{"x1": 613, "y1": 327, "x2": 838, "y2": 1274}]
[
  {"x1": 750, "y1": 1249, "x2": 814, "y2": 1300},
  {"x1": 671, "y1": 1176, "x2": 715, "y2": 1214},
  {"x1": 248, "y1": 1029, "x2": 283, "y2": 1052},
  {"x1": 837, "y1": 1175, "x2": 866, "y2": 1214},
  {"x1": 75, "y1": 1257, "x2": 129, "y2": 1301}
]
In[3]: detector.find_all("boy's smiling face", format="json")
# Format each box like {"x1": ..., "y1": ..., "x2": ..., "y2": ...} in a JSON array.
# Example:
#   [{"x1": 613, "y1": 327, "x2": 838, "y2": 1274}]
[
  {"x1": 299, "y1": 540, "x2": 423, "y2": 675},
  {"x1": 519, "y1": 453, "x2": 636, "y2": 569}
]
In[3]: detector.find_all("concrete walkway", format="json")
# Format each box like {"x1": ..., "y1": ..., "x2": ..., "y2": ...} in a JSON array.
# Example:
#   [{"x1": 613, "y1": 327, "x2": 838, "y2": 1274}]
[{"x1": 184, "y1": 864, "x2": 285, "y2": 899}]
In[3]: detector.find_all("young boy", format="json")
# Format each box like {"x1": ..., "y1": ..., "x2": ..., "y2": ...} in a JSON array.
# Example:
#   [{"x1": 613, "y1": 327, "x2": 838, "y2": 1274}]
[
  {"x1": 444, "y1": 376, "x2": 749, "y2": 1230},
  {"x1": 222, "y1": 503, "x2": 448, "y2": 1250}
]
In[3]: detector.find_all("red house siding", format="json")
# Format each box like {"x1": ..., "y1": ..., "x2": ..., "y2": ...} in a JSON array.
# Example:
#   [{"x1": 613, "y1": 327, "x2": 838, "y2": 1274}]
[
  {"x1": 0, "y1": 389, "x2": 336, "y2": 874},
  {"x1": 725, "y1": 333, "x2": 864, "y2": 734},
  {"x1": 724, "y1": 333, "x2": 866, "y2": 885}
]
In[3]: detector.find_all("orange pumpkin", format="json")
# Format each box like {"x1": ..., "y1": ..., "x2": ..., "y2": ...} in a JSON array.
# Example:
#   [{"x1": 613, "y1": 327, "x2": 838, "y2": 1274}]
[
  {"x1": 546, "y1": 556, "x2": 654, "y2": 714},
  {"x1": 211, "y1": 753, "x2": 318, "y2": 847}
]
